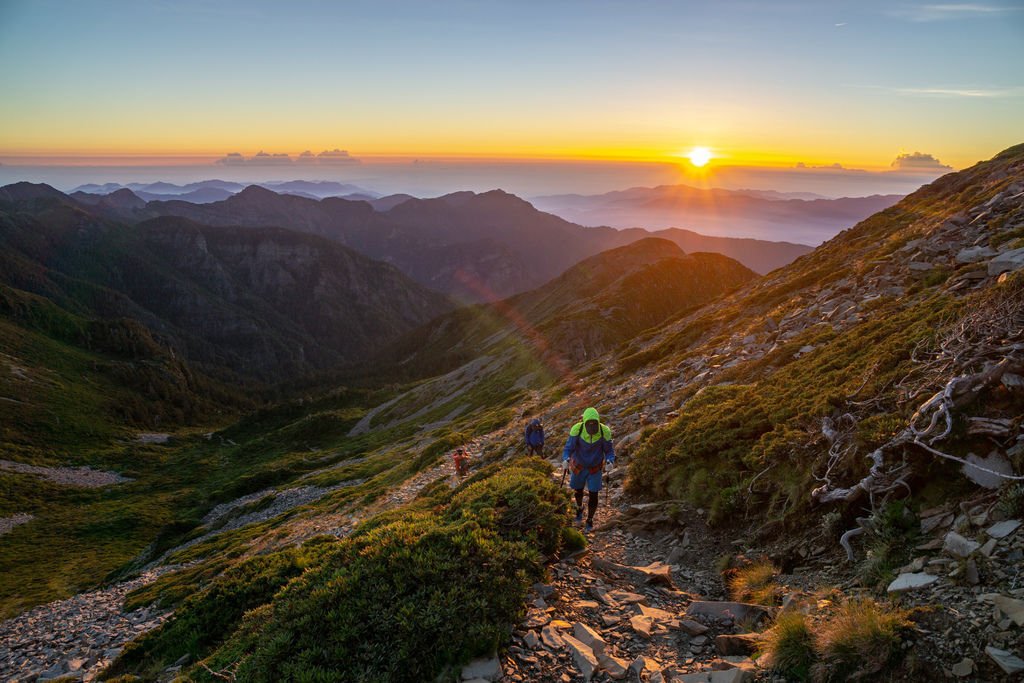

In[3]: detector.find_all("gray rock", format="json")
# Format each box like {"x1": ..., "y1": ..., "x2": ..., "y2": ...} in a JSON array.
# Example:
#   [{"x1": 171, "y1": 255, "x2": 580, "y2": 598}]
[
  {"x1": 943, "y1": 531, "x2": 981, "y2": 558},
  {"x1": 686, "y1": 601, "x2": 769, "y2": 625},
  {"x1": 992, "y1": 595, "x2": 1024, "y2": 627},
  {"x1": 963, "y1": 451, "x2": 1015, "y2": 489},
  {"x1": 562, "y1": 634, "x2": 599, "y2": 682},
  {"x1": 956, "y1": 246, "x2": 997, "y2": 264},
  {"x1": 678, "y1": 618, "x2": 710, "y2": 636},
  {"x1": 598, "y1": 652, "x2": 629, "y2": 680},
  {"x1": 572, "y1": 622, "x2": 606, "y2": 655},
  {"x1": 988, "y1": 247, "x2": 1024, "y2": 276},
  {"x1": 630, "y1": 614, "x2": 654, "y2": 638},
  {"x1": 965, "y1": 559, "x2": 980, "y2": 585},
  {"x1": 887, "y1": 572, "x2": 939, "y2": 592},
  {"x1": 461, "y1": 656, "x2": 502, "y2": 681},
  {"x1": 987, "y1": 520, "x2": 1021, "y2": 539},
  {"x1": 540, "y1": 624, "x2": 564, "y2": 650},
  {"x1": 951, "y1": 658, "x2": 974, "y2": 677},
  {"x1": 985, "y1": 646, "x2": 1024, "y2": 675}
]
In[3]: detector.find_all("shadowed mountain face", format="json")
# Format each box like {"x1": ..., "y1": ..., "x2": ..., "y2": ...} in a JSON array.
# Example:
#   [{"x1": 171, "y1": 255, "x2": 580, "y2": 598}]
[
  {"x1": 0, "y1": 191, "x2": 453, "y2": 381},
  {"x1": 385, "y1": 237, "x2": 758, "y2": 376},
  {"x1": 531, "y1": 184, "x2": 904, "y2": 245},
  {"x1": 135, "y1": 186, "x2": 810, "y2": 301}
]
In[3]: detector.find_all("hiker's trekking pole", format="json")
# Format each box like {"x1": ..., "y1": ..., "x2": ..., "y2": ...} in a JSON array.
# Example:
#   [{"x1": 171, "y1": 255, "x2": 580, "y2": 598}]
[{"x1": 560, "y1": 465, "x2": 567, "y2": 487}]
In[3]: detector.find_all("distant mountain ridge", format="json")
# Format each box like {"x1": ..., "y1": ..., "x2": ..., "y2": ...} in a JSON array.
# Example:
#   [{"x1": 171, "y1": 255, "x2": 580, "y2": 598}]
[
  {"x1": 126, "y1": 184, "x2": 812, "y2": 300},
  {"x1": 531, "y1": 183, "x2": 904, "y2": 245},
  {"x1": 0, "y1": 189, "x2": 452, "y2": 381},
  {"x1": 70, "y1": 179, "x2": 376, "y2": 202}
]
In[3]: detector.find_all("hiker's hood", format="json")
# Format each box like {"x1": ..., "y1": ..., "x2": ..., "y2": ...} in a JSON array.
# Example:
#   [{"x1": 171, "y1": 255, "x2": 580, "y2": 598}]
[{"x1": 582, "y1": 407, "x2": 600, "y2": 423}]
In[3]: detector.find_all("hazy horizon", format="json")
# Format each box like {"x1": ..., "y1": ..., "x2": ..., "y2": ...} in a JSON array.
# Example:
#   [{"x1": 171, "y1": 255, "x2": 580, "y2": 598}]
[{"x1": 0, "y1": 151, "x2": 965, "y2": 199}]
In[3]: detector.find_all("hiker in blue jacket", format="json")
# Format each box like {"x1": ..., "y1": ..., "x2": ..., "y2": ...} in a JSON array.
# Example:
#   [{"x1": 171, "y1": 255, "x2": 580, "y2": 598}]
[
  {"x1": 525, "y1": 418, "x2": 545, "y2": 456},
  {"x1": 562, "y1": 407, "x2": 615, "y2": 532}
]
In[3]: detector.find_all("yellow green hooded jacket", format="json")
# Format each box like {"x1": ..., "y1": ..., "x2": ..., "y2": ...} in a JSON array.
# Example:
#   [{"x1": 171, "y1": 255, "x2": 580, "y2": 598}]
[{"x1": 562, "y1": 407, "x2": 615, "y2": 470}]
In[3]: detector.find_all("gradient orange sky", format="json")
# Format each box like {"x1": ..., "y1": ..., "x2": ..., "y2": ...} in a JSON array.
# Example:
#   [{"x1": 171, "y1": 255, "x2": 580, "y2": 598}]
[{"x1": 1, "y1": 1, "x2": 1022, "y2": 170}]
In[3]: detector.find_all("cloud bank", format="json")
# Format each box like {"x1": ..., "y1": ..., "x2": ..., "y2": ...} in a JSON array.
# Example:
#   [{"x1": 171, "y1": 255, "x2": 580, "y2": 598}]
[
  {"x1": 216, "y1": 149, "x2": 360, "y2": 166},
  {"x1": 889, "y1": 151, "x2": 953, "y2": 172}
]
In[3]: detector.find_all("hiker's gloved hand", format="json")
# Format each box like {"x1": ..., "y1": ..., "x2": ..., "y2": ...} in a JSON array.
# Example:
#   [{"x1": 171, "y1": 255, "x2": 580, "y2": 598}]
[{"x1": 561, "y1": 460, "x2": 570, "y2": 472}]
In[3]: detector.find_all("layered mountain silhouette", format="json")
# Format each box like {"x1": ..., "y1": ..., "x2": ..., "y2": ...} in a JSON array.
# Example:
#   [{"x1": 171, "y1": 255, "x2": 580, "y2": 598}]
[
  {"x1": 0, "y1": 188, "x2": 452, "y2": 381},
  {"x1": 532, "y1": 184, "x2": 903, "y2": 245},
  {"x1": 129, "y1": 185, "x2": 810, "y2": 300}
]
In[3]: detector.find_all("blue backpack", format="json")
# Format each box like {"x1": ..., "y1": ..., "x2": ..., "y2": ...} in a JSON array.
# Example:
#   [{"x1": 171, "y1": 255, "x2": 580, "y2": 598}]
[{"x1": 525, "y1": 419, "x2": 544, "y2": 447}]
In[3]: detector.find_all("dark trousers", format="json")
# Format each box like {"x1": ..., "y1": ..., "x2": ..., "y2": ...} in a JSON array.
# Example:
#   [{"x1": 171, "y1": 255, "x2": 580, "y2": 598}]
[{"x1": 574, "y1": 489, "x2": 599, "y2": 523}]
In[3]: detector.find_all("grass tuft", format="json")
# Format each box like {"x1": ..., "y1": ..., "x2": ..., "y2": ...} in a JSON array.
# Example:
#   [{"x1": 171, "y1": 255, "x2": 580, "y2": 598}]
[
  {"x1": 759, "y1": 610, "x2": 816, "y2": 681},
  {"x1": 814, "y1": 599, "x2": 913, "y2": 681},
  {"x1": 728, "y1": 558, "x2": 782, "y2": 605}
]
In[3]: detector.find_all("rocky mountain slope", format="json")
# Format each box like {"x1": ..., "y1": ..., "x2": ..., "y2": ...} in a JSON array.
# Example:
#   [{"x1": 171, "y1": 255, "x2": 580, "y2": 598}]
[{"x1": 386, "y1": 238, "x2": 757, "y2": 378}]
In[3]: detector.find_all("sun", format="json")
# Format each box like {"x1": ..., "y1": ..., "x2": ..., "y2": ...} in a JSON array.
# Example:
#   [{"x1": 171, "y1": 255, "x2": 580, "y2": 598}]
[{"x1": 687, "y1": 146, "x2": 713, "y2": 167}]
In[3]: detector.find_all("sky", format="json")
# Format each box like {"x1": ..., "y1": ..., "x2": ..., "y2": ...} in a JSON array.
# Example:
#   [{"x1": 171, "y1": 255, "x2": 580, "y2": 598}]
[{"x1": 0, "y1": 0, "x2": 1022, "y2": 195}]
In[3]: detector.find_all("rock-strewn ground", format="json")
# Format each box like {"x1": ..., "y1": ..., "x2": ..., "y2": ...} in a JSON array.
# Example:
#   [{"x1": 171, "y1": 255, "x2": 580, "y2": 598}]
[
  {"x1": 0, "y1": 568, "x2": 177, "y2": 683},
  {"x1": 0, "y1": 460, "x2": 130, "y2": 488},
  {"x1": 0, "y1": 513, "x2": 33, "y2": 537}
]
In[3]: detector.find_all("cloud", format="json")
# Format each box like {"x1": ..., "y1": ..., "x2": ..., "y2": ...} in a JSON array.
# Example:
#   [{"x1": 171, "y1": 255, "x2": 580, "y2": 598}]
[
  {"x1": 316, "y1": 148, "x2": 359, "y2": 164},
  {"x1": 220, "y1": 149, "x2": 360, "y2": 166},
  {"x1": 217, "y1": 152, "x2": 247, "y2": 166},
  {"x1": 795, "y1": 162, "x2": 847, "y2": 170},
  {"x1": 215, "y1": 150, "x2": 292, "y2": 165},
  {"x1": 890, "y1": 151, "x2": 952, "y2": 172},
  {"x1": 895, "y1": 85, "x2": 1023, "y2": 98},
  {"x1": 887, "y1": 3, "x2": 1020, "y2": 22}
]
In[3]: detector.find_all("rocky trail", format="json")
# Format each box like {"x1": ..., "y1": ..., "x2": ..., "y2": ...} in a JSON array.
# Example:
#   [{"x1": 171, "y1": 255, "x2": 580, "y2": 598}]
[
  {"x1": 470, "y1": 457, "x2": 1024, "y2": 682},
  {"x1": 0, "y1": 568, "x2": 179, "y2": 683}
]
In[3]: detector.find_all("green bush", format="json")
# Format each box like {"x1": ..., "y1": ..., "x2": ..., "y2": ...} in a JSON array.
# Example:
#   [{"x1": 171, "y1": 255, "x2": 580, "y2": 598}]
[
  {"x1": 106, "y1": 460, "x2": 571, "y2": 683},
  {"x1": 105, "y1": 547, "x2": 319, "y2": 679},
  {"x1": 448, "y1": 463, "x2": 569, "y2": 556}
]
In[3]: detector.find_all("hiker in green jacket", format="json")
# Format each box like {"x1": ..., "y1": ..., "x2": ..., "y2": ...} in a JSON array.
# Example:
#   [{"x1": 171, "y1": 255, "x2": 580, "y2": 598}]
[{"x1": 562, "y1": 407, "x2": 615, "y2": 532}]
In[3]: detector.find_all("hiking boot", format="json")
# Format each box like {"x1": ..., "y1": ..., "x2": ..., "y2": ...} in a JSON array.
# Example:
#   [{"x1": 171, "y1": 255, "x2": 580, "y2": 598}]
[
  {"x1": 575, "y1": 508, "x2": 584, "y2": 523},
  {"x1": 585, "y1": 520, "x2": 594, "y2": 532}
]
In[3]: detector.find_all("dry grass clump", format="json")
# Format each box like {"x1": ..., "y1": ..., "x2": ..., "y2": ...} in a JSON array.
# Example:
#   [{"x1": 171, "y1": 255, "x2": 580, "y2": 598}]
[
  {"x1": 814, "y1": 599, "x2": 912, "y2": 680},
  {"x1": 728, "y1": 558, "x2": 782, "y2": 605},
  {"x1": 758, "y1": 598, "x2": 913, "y2": 682}
]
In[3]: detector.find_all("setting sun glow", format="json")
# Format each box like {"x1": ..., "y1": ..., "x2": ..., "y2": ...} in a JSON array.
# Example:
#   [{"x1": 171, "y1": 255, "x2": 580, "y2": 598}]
[{"x1": 687, "y1": 147, "x2": 713, "y2": 167}]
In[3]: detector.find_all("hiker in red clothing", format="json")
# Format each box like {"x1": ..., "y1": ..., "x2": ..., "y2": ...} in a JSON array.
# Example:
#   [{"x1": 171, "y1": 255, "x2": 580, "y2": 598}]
[{"x1": 452, "y1": 447, "x2": 469, "y2": 476}]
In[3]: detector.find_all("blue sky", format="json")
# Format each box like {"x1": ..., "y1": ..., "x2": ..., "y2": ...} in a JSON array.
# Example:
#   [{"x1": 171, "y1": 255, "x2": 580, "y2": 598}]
[{"x1": 0, "y1": 0, "x2": 1021, "y2": 172}]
